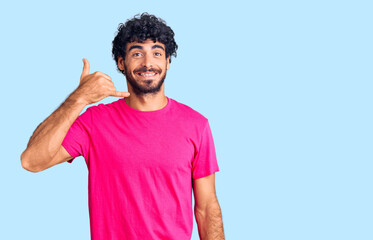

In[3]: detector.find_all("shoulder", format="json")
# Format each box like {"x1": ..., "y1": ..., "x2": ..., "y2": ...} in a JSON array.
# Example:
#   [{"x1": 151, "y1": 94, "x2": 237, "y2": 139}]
[
  {"x1": 86, "y1": 98, "x2": 122, "y2": 115},
  {"x1": 170, "y1": 97, "x2": 209, "y2": 127}
]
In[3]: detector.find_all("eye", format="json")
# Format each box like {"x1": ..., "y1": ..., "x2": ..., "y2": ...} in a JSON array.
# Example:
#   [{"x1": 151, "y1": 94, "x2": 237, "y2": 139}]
[
  {"x1": 154, "y1": 52, "x2": 162, "y2": 56},
  {"x1": 132, "y1": 52, "x2": 141, "y2": 57}
]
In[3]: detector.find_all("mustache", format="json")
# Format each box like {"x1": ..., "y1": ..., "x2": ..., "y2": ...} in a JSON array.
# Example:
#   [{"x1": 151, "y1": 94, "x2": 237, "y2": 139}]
[{"x1": 134, "y1": 67, "x2": 161, "y2": 74}]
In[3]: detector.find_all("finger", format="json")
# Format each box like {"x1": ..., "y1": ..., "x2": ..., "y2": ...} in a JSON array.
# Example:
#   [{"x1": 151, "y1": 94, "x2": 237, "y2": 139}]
[
  {"x1": 81, "y1": 58, "x2": 90, "y2": 78},
  {"x1": 111, "y1": 91, "x2": 130, "y2": 98},
  {"x1": 96, "y1": 71, "x2": 112, "y2": 81}
]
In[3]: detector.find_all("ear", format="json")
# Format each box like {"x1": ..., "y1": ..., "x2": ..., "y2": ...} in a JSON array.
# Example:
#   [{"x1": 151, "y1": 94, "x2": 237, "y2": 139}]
[
  {"x1": 166, "y1": 56, "x2": 170, "y2": 70},
  {"x1": 118, "y1": 56, "x2": 124, "y2": 71}
]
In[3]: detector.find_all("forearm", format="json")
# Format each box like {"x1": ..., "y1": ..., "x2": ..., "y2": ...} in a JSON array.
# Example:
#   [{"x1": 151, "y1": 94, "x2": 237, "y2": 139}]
[
  {"x1": 195, "y1": 201, "x2": 225, "y2": 240},
  {"x1": 21, "y1": 92, "x2": 86, "y2": 171}
]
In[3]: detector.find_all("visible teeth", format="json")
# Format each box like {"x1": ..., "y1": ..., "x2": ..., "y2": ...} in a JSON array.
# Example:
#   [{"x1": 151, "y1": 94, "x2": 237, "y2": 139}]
[{"x1": 140, "y1": 73, "x2": 156, "y2": 76}]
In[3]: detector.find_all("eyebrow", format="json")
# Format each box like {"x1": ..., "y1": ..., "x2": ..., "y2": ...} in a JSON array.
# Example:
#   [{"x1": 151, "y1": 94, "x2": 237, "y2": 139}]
[{"x1": 128, "y1": 44, "x2": 165, "y2": 52}]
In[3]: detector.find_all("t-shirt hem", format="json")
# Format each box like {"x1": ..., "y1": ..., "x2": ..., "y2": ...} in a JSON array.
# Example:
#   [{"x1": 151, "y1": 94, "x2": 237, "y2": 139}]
[
  {"x1": 61, "y1": 142, "x2": 77, "y2": 163},
  {"x1": 192, "y1": 168, "x2": 220, "y2": 179}
]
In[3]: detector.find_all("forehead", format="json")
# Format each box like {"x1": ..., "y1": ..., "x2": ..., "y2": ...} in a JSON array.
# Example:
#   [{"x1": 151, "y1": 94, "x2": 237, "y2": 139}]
[{"x1": 126, "y1": 39, "x2": 166, "y2": 51}]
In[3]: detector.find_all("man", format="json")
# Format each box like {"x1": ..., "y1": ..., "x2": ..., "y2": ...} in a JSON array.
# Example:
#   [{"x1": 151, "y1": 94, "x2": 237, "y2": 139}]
[{"x1": 21, "y1": 12, "x2": 224, "y2": 240}]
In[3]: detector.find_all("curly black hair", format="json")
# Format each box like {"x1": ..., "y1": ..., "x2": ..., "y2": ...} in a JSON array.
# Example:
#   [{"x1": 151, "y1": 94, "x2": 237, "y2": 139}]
[{"x1": 112, "y1": 12, "x2": 178, "y2": 74}]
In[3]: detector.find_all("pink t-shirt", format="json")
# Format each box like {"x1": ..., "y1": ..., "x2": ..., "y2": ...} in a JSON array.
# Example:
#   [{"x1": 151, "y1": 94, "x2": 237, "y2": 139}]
[{"x1": 61, "y1": 96, "x2": 220, "y2": 240}]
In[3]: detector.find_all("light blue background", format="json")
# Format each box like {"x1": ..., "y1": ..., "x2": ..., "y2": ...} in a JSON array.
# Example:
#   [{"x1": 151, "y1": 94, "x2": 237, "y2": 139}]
[{"x1": 1, "y1": 0, "x2": 372, "y2": 239}]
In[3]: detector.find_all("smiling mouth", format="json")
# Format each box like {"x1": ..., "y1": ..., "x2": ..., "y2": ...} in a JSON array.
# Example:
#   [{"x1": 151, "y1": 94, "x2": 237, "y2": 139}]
[{"x1": 137, "y1": 72, "x2": 158, "y2": 78}]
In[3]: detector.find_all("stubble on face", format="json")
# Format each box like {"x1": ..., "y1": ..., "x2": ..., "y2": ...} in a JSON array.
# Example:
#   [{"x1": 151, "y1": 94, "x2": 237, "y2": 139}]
[{"x1": 123, "y1": 64, "x2": 167, "y2": 97}]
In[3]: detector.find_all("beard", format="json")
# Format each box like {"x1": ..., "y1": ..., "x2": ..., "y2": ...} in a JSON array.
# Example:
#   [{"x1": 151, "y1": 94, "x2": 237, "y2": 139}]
[{"x1": 123, "y1": 65, "x2": 167, "y2": 96}]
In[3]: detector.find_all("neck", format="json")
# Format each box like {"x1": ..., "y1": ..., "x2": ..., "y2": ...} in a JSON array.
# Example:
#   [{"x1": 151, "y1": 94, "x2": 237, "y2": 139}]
[{"x1": 124, "y1": 94, "x2": 168, "y2": 111}]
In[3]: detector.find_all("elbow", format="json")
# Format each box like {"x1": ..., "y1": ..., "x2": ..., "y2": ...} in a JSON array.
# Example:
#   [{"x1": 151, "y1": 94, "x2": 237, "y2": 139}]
[
  {"x1": 194, "y1": 206, "x2": 206, "y2": 219},
  {"x1": 21, "y1": 151, "x2": 41, "y2": 173},
  {"x1": 194, "y1": 200, "x2": 221, "y2": 218},
  {"x1": 194, "y1": 206, "x2": 206, "y2": 217}
]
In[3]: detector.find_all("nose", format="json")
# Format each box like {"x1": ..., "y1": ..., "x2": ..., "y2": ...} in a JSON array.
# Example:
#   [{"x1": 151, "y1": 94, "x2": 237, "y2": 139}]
[{"x1": 142, "y1": 53, "x2": 153, "y2": 69}]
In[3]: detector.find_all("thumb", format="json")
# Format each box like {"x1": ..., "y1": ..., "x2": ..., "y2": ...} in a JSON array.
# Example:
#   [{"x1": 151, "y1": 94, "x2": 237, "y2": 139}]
[{"x1": 81, "y1": 58, "x2": 90, "y2": 78}]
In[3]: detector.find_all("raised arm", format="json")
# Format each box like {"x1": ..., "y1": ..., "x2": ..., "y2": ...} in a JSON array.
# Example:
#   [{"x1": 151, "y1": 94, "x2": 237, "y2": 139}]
[
  {"x1": 20, "y1": 58, "x2": 130, "y2": 172},
  {"x1": 21, "y1": 94, "x2": 86, "y2": 172}
]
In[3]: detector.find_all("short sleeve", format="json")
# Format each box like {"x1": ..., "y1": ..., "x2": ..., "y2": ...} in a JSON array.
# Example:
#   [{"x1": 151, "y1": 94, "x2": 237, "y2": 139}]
[
  {"x1": 192, "y1": 120, "x2": 220, "y2": 179},
  {"x1": 61, "y1": 107, "x2": 92, "y2": 163}
]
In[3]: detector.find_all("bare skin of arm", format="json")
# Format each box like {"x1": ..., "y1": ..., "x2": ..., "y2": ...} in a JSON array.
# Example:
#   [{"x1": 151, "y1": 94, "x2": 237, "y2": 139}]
[
  {"x1": 21, "y1": 95, "x2": 86, "y2": 172},
  {"x1": 193, "y1": 173, "x2": 225, "y2": 240},
  {"x1": 21, "y1": 58, "x2": 130, "y2": 172}
]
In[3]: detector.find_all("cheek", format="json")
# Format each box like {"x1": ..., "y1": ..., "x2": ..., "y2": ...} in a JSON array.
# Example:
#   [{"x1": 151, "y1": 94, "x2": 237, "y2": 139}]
[{"x1": 124, "y1": 63, "x2": 135, "y2": 72}]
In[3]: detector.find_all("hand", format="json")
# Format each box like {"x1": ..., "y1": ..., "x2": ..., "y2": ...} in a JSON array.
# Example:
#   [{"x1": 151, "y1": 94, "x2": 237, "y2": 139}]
[{"x1": 72, "y1": 58, "x2": 130, "y2": 105}]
